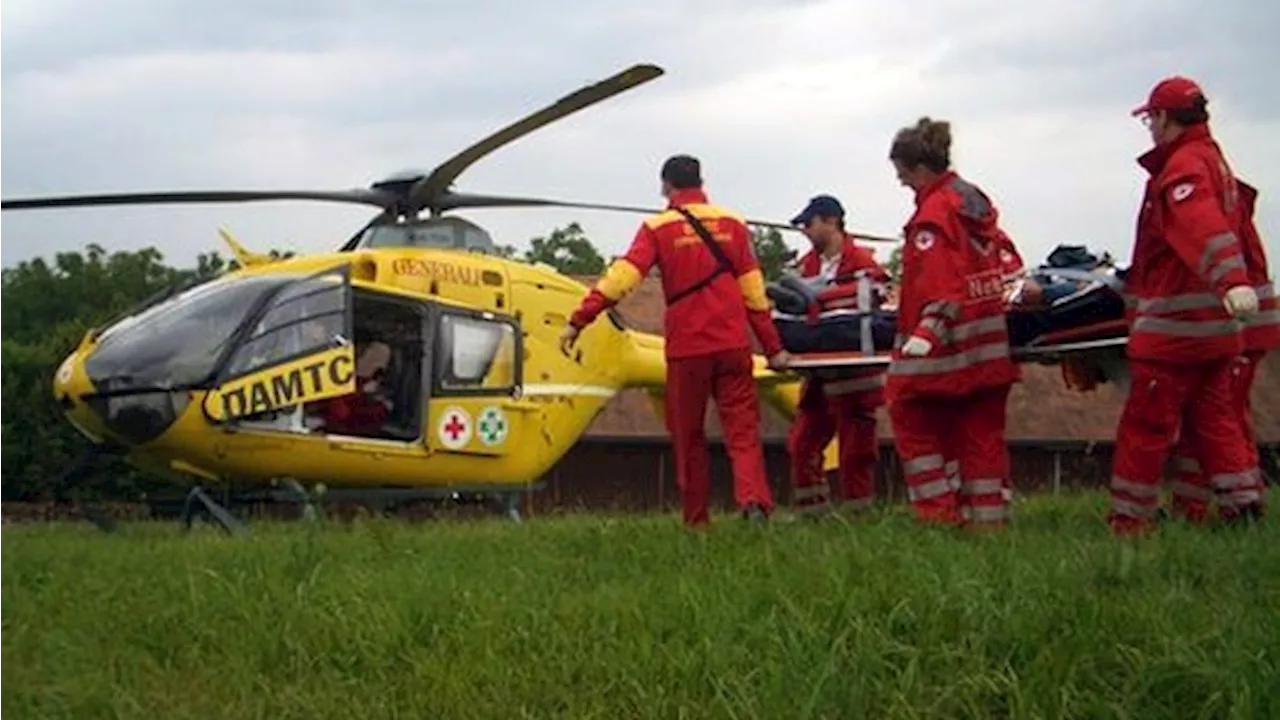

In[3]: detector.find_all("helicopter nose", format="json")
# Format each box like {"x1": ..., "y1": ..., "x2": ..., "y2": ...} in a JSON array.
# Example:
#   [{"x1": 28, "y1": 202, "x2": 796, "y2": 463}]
[{"x1": 52, "y1": 348, "x2": 111, "y2": 444}]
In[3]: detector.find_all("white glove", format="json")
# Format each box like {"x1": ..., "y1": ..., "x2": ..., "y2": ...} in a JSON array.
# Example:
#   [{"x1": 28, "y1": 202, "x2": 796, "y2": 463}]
[
  {"x1": 901, "y1": 335, "x2": 933, "y2": 357},
  {"x1": 1223, "y1": 285, "x2": 1259, "y2": 317}
]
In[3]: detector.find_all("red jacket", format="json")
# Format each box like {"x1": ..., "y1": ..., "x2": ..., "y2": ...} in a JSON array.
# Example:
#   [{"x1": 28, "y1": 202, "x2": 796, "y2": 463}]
[
  {"x1": 795, "y1": 235, "x2": 890, "y2": 409},
  {"x1": 570, "y1": 188, "x2": 784, "y2": 359},
  {"x1": 315, "y1": 382, "x2": 389, "y2": 435},
  {"x1": 1127, "y1": 124, "x2": 1251, "y2": 363},
  {"x1": 1237, "y1": 180, "x2": 1279, "y2": 353},
  {"x1": 886, "y1": 171, "x2": 1019, "y2": 401}
]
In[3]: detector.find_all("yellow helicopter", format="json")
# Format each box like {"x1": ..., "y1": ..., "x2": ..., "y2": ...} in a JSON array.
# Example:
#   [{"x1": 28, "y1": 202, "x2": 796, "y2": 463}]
[{"x1": 3, "y1": 63, "x2": 903, "y2": 532}]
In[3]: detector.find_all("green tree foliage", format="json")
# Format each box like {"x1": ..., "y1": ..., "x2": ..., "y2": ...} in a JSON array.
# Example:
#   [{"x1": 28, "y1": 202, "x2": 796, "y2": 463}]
[
  {"x1": 749, "y1": 226, "x2": 798, "y2": 282},
  {"x1": 522, "y1": 222, "x2": 606, "y2": 275},
  {"x1": 884, "y1": 245, "x2": 904, "y2": 284}
]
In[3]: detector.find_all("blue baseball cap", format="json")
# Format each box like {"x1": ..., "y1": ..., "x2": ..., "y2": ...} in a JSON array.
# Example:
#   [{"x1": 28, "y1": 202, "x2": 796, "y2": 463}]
[{"x1": 790, "y1": 194, "x2": 845, "y2": 226}]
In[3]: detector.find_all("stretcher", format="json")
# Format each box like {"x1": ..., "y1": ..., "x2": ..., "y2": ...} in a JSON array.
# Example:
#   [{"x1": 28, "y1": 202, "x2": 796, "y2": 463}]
[{"x1": 769, "y1": 244, "x2": 1132, "y2": 373}]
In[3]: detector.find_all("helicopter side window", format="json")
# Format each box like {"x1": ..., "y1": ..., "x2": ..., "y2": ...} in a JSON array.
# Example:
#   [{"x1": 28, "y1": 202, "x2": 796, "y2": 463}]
[
  {"x1": 222, "y1": 274, "x2": 348, "y2": 379},
  {"x1": 435, "y1": 312, "x2": 519, "y2": 393}
]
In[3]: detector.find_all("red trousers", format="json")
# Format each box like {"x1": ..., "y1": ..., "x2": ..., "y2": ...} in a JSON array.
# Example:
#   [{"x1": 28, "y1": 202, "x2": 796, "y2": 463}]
[
  {"x1": 665, "y1": 347, "x2": 775, "y2": 526},
  {"x1": 787, "y1": 377, "x2": 881, "y2": 515},
  {"x1": 1167, "y1": 351, "x2": 1268, "y2": 523},
  {"x1": 887, "y1": 384, "x2": 1012, "y2": 527},
  {"x1": 1109, "y1": 358, "x2": 1263, "y2": 535}
]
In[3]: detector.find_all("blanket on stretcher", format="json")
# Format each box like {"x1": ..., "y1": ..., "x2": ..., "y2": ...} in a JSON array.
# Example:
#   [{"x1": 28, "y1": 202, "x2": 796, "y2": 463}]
[{"x1": 767, "y1": 244, "x2": 1128, "y2": 355}]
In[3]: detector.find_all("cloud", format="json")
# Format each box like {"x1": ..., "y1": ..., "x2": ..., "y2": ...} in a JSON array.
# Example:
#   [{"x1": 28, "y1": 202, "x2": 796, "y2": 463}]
[{"x1": 2, "y1": 0, "x2": 1277, "y2": 274}]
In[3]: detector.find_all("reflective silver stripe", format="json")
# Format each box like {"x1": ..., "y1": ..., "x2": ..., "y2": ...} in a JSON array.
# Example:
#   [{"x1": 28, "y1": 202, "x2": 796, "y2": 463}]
[
  {"x1": 1244, "y1": 308, "x2": 1280, "y2": 329},
  {"x1": 1111, "y1": 476, "x2": 1160, "y2": 498},
  {"x1": 1131, "y1": 316, "x2": 1241, "y2": 337},
  {"x1": 890, "y1": 341, "x2": 1009, "y2": 376},
  {"x1": 1170, "y1": 481, "x2": 1215, "y2": 502},
  {"x1": 908, "y1": 475, "x2": 960, "y2": 502},
  {"x1": 842, "y1": 497, "x2": 875, "y2": 510},
  {"x1": 1210, "y1": 469, "x2": 1260, "y2": 491},
  {"x1": 943, "y1": 315, "x2": 1008, "y2": 344},
  {"x1": 1174, "y1": 456, "x2": 1201, "y2": 473},
  {"x1": 1220, "y1": 488, "x2": 1263, "y2": 509},
  {"x1": 903, "y1": 454, "x2": 944, "y2": 475},
  {"x1": 793, "y1": 484, "x2": 828, "y2": 501},
  {"x1": 960, "y1": 505, "x2": 1007, "y2": 523},
  {"x1": 1111, "y1": 497, "x2": 1155, "y2": 518},
  {"x1": 1198, "y1": 232, "x2": 1238, "y2": 276},
  {"x1": 961, "y1": 478, "x2": 1004, "y2": 496},
  {"x1": 1254, "y1": 283, "x2": 1276, "y2": 300},
  {"x1": 1137, "y1": 292, "x2": 1220, "y2": 315},
  {"x1": 1207, "y1": 255, "x2": 1247, "y2": 285},
  {"x1": 919, "y1": 316, "x2": 948, "y2": 336},
  {"x1": 823, "y1": 375, "x2": 884, "y2": 395},
  {"x1": 922, "y1": 300, "x2": 960, "y2": 319},
  {"x1": 944, "y1": 459, "x2": 959, "y2": 480}
]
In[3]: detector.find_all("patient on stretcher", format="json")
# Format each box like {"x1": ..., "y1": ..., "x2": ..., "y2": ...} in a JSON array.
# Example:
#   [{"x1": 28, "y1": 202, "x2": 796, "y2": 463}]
[{"x1": 768, "y1": 243, "x2": 1128, "y2": 355}]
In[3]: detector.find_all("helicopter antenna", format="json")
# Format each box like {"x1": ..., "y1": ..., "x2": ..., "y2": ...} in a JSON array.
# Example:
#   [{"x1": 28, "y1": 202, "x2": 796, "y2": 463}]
[{"x1": 217, "y1": 227, "x2": 274, "y2": 267}]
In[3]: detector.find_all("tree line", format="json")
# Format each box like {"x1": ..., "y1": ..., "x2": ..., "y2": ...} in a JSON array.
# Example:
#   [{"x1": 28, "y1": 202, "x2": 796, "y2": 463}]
[{"x1": 3, "y1": 222, "x2": 860, "y2": 503}]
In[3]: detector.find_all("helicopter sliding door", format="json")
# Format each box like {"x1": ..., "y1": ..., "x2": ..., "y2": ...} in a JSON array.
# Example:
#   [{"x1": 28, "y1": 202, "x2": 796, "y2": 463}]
[
  {"x1": 202, "y1": 265, "x2": 357, "y2": 426},
  {"x1": 426, "y1": 307, "x2": 525, "y2": 457}
]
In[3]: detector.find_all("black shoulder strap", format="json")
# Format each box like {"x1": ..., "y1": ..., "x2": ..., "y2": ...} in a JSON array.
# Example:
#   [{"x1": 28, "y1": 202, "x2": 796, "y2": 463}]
[{"x1": 667, "y1": 206, "x2": 736, "y2": 305}]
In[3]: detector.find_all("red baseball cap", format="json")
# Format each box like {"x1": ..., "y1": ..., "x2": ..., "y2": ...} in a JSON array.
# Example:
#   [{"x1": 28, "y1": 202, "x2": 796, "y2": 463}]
[{"x1": 1131, "y1": 76, "x2": 1207, "y2": 116}]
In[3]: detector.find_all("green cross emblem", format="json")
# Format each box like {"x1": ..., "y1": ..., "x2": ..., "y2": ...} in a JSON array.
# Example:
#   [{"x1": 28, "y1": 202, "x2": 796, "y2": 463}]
[{"x1": 478, "y1": 407, "x2": 508, "y2": 446}]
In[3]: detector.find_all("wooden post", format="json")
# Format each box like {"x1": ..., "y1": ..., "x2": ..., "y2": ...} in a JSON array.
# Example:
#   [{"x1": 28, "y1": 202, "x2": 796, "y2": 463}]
[{"x1": 1053, "y1": 450, "x2": 1062, "y2": 495}]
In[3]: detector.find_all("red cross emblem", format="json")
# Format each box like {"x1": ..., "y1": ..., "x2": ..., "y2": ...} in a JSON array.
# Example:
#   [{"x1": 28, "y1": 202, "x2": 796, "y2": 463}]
[{"x1": 444, "y1": 414, "x2": 466, "y2": 440}]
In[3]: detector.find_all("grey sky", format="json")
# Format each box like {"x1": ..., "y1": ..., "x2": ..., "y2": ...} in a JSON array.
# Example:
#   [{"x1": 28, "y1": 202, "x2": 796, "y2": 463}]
[{"x1": 3, "y1": 0, "x2": 1278, "y2": 271}]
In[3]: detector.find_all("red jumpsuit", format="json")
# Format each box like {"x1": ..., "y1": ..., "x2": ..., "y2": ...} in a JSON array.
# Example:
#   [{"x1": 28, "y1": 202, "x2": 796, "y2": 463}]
[
  {"x1": 569, "y1": 188, "x2": 784, "y2": 526},
  {"x1": 1167, "y1": 177, "x2": 1277, "y2": 522},
  {"x1": 886, "y1": 171, "x2": 1020, "y2": 528},
  {"x1": 786, "y1": 235, "x2": 890, "y2": 515},
  {"x1": 1109, "y1": 123, "x2": 1263, "y2": 535}
]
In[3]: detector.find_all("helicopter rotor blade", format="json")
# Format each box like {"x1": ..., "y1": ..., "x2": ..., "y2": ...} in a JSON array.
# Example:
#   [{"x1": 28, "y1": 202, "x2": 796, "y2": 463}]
[
  {"x1": 435, "y1": 191, "x2": 902, "y2": 244},
  {"x1": 406, "y1": 63, "x2": 665, "y2": 216},
  {"x1": 0, "y1": 189, "x2": 398, "y2": 212}
]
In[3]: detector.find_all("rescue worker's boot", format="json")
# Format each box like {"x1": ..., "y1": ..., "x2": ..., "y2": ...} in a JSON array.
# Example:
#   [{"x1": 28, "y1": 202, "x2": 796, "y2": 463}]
[
  {"x1": 1219, "y1": 501, "x2": 1265, "y2": 528},
  {"x1": 742, "y1": 502, "x2": 769, "y2": 524}
]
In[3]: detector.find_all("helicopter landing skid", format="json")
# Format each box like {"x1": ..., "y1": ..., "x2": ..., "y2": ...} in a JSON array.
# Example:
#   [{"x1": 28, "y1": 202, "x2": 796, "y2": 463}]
[{"x1": 180, "y1": 486, "x2": 249, "y2": 537}]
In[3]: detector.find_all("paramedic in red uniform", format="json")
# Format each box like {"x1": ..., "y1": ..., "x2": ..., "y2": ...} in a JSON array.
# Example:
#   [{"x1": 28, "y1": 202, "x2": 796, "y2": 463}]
[
  {"x1": 559, "y1": 154, "x2": 792, "y2": 527},
  {"x1": 1110, "y1": 76, "x2": 1264, "y2": 535},
  {"x1": 785, "y1": 194, "x2": 891, "y2": 517},
  {"x1": 884, "y1": 117, "x2": 1021, "y2": 530},
  {"x1": 1126, "y1": 78, "x2": 1274, "y2": 525}
]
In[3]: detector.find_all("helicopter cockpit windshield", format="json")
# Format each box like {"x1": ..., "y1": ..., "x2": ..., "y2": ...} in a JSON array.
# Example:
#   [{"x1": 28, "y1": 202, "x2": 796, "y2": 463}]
[{"x1": 84, "y1": 274, "x2": 298, "y2": 393}]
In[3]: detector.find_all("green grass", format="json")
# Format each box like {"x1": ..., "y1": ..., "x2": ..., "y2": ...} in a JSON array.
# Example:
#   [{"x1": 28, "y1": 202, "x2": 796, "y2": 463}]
[{"x1": 4, "y1": 491, "x2": 1280, "y2": 719}]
